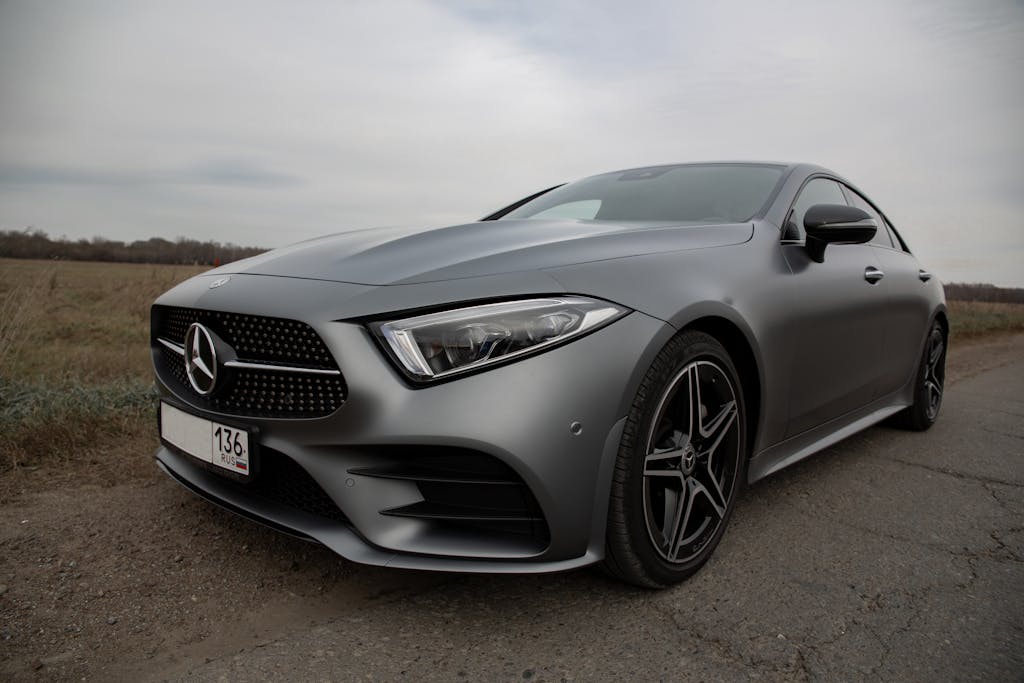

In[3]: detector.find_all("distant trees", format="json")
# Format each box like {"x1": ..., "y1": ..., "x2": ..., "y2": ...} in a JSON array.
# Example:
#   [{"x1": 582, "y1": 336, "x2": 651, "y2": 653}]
[
  {"x1": 0, "y1": 229, "x2": 265, "y2": 266},
  {"x1": 944, "y1": 282, "x2": 1024, "y2": 304}
]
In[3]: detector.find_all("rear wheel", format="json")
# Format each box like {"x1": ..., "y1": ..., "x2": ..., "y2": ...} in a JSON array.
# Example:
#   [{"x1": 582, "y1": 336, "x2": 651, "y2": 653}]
[
  {"x1": 603, "y1": 331, "x2": 746, "y2": 588},
  {"x1": 892, "y1": 320, "x2": 946, "y2": 431}
]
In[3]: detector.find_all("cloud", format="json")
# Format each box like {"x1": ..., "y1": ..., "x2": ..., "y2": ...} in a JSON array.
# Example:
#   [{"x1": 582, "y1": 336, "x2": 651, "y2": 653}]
[
  {"x1": 0, "y1": 0, "x2": 1022, "y2": 284},
  {"x1": 0, "y1": 160, "x2": 302, "y2": 188}
]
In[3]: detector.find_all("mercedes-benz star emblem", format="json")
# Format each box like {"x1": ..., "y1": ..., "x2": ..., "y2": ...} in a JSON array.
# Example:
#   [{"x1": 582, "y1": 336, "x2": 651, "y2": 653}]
[
  {"x1": 184, "y1": 323, "x2": 218, "y2": 395},
  {"x1": 209, "y1": 276, "x2": 231, "y2": 289}
]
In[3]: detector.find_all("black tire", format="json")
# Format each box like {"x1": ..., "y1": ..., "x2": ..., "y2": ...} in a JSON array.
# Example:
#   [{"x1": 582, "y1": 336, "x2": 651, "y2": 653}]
[
  {"x1": 892, "y1": 320, "x2": 947, "y2": 432},
  {"x1": 603, "y1": 331, "x2": 746, "y2": 588}
]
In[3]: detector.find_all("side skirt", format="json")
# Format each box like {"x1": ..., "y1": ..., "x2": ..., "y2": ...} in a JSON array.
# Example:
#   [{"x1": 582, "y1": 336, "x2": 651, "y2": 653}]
[{"x1": 747, "y1": 398, "x2": 908, "y2": 483}]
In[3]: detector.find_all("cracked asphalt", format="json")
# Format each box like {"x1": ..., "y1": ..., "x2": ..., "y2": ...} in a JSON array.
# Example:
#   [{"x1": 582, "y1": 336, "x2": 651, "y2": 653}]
[{"x1": 167, "y1": 347, "x2": 1023, "y2": 682}]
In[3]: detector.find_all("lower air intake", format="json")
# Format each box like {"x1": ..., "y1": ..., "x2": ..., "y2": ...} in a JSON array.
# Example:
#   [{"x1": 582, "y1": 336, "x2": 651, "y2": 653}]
[{"x1": 349, "y1": 448, "x2": 550, "y2": 549}]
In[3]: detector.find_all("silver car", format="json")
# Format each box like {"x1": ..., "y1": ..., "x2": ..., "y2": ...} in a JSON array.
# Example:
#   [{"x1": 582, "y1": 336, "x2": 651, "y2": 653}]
[{"x1": 152, "y1": 162, "x2": 947, "y2": 587}]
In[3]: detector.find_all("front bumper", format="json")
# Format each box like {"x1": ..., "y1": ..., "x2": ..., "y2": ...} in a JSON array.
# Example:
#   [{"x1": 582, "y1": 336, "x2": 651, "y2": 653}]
[{"x1": 153, "y1": 275, "x2": 672, "y2": 572}]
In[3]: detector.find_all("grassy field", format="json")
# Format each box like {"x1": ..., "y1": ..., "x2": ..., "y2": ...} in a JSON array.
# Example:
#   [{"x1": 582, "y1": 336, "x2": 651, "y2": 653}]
[
  {"x1": 946, "y1": 299, "x2": 1024, "y2": 338},
  {"x1": 0, "y1": 259, "x2": 205, "y2": 498},
  {"x1": 1, "y1": 258, "x2": 1022, "y2": 500}
]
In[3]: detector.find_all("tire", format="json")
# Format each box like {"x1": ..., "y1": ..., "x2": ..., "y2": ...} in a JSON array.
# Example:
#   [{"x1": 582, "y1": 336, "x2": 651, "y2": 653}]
[
  {"x1": 892, "y1": 320, "x2": 946, "y2": 432},
  {"x1": 603, "y1": 331, "x2": 746, "y2": 588}
]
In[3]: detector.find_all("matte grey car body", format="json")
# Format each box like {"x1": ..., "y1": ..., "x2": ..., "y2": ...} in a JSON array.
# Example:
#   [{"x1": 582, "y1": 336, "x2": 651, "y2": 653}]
[{"x1": 151, "y1": 162, "x2": 946, "y2": 581}]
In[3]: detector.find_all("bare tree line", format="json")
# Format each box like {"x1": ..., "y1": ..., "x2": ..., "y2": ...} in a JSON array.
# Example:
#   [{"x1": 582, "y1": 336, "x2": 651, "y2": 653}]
[
  {"x1": 0, "y1": 229, "x2": 265, "y2": 266},
  {"x1": 944, "y1": 282, "x2": 1024, "y2": 303}
]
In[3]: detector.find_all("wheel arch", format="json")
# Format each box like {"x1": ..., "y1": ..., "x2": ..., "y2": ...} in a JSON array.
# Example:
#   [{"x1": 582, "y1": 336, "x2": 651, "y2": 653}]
[
  {"x1": 933, "y1": 306, "x2": 950, "y2": 339},
  {"x1": 680, "y1": 314, "x2": 763, "y2": 459}
]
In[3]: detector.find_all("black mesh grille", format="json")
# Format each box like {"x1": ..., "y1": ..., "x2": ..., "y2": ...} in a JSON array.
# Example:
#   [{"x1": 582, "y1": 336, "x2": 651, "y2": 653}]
[
  {"x1": 206, "y1": 447, "x2": 348, "y2": 525},
  {"x1": 249, "y1": 449, "x2": 348, "y2": 524},
  {"x1": 152, "y1": 305, "x2": 347, "y2": 418},
  {"x1": 159, "y1": 307, "x2": 334, "y2": 366}
]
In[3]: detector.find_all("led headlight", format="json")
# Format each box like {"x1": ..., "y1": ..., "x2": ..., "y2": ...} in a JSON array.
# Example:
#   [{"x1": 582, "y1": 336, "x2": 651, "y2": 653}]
[{"x1": 373, "y1": 297, "x2": 630, "y2": 380}]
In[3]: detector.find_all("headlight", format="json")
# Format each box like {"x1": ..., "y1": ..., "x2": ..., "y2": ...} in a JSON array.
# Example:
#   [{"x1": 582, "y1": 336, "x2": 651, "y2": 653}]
[{"x1": 372, "y1": 296, "x2": 630, "y2": 381}]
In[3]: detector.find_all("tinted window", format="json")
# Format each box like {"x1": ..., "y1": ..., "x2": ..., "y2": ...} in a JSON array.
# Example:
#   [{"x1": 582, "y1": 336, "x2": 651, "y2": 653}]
[
  {"x1": 788, "y1": 178, "x2": 847, "y2": 239},
  {"x1": 846, "y1": 188, "x2": 894, "y2": 248},
  {"x1": 886, "y1": 218, "x2": 908, "y2": 251},
  {"x1": 527, "y1": 199, "x2": 601, "y2": 220},
  {"x1": 501, "y1": 164, "x2": 784, "y2": 224}
]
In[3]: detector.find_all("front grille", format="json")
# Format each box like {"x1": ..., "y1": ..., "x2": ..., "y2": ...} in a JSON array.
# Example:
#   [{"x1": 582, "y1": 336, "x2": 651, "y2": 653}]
[
  {"x1": 160, "y1": 307, "x2": 333, "y2": 366},
  {"x1": 152, "y1": 306, "x2": 347, "y2": 418}
]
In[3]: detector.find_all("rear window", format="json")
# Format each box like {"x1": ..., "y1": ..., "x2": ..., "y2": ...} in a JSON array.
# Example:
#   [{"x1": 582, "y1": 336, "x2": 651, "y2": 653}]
[{"x1": 501, "y1": 164, "x2": 784, "y2": 224}]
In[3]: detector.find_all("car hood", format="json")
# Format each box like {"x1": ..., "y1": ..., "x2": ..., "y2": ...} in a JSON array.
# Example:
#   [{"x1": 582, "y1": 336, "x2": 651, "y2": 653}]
[{"x1": 217, "y1": 219, "x2": 753, "y2": 286}]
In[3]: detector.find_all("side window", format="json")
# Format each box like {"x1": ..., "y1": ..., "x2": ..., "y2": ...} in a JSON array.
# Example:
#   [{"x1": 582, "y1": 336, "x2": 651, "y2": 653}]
[
  {"x1": 845, "y1": 188, "x2": 894, "y2": 248},
  {"x1": 883, "y1": 217, "x2": 909, "y2": 252},
  {"x1": 788, "y1": 178, "x2": 847, "y2": 240}
]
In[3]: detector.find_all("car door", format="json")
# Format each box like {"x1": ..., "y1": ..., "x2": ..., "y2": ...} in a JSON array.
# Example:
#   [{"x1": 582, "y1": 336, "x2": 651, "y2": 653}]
[
  {"x1": 780, "y1": 177, "x2": 889, "y2": 437},
  {"x1": 844, "y1": 186, "x2": 933, "y2": 397}
]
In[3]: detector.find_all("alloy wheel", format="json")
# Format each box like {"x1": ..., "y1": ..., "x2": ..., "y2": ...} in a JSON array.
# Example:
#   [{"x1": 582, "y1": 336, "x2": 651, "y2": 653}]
[
  {"x1": 642, "y1": 360, "x2": 741, "y2": 564},
  {"x1": 924, "y1": 326, "x2": 945, "y2": 420}
]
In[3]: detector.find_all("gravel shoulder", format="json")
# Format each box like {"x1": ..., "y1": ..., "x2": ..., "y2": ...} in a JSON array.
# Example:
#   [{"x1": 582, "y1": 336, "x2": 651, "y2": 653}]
[{"x1": 1, "y1": 332, "x2": 1022, "y2": 681}]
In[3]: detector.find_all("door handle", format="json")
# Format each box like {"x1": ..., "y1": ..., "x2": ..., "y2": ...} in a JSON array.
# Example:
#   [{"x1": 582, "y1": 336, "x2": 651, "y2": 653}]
[
  {"x1": 864, "y1": 266, "x2": 885, "y2": 284},
  {"x1": 918, "y1": 269, "x2": 932, "y2": 282}
]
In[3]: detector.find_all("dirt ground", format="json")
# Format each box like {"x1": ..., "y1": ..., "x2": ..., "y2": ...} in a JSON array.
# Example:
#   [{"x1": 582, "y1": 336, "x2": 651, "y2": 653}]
[{"x1": 1, "y1": 331, "x2": 1021, "y2": 681}]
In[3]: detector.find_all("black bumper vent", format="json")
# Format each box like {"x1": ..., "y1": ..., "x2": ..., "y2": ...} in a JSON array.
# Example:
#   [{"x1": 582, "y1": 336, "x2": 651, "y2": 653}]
[
  {"x1": 350, "y1": 449, "x2": 550, "y2": 548},
  {"x1": 250, "y1": 448, "x2": 349, "y2": 524},
  {"x1": 208, "y1": 447, "x2": 349, "y2": 525}
]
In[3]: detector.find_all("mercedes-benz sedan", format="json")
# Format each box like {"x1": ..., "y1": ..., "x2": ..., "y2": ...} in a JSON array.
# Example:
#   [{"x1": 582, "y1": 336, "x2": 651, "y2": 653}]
[{"x1": 152, "y1": 162, "x2": 947, "y2": 587}]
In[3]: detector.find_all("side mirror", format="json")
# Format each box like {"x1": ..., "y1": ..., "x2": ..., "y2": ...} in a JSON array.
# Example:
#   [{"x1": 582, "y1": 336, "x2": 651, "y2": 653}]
[{"x1": 803, "y1": 204, "x2": 877, "y2": 263}]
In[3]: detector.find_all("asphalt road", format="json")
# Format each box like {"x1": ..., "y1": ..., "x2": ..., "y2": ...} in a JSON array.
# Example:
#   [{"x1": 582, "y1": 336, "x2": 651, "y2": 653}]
[{"x1": 157, "y1": 349, "x2": 1024, "y2": 682}]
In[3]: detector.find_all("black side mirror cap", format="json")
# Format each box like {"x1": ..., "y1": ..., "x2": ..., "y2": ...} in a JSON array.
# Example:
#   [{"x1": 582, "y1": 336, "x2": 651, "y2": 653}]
[{"x1": 803, "y1": 204, "x2": 877, "y2": 263}]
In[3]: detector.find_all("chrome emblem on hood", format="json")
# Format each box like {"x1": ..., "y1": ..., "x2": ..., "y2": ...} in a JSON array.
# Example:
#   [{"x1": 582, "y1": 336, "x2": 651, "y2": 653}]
[{"x1": 209, "y1": 276, "x2": 231, "y2": 289}]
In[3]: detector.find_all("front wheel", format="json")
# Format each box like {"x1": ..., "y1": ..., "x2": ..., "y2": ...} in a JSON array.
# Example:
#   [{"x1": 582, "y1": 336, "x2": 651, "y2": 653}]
[{"x1": 603, "y1": 331, "x2": 746, "y2": 588}]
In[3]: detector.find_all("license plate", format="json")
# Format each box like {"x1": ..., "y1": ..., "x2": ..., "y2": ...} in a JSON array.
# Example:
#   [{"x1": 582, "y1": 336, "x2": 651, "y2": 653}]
[{"x1": 160, "y1": 402, "x2": 251, "y2": 476}]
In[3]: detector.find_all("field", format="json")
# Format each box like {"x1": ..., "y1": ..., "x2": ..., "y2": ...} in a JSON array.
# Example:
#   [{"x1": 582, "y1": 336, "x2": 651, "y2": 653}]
[
  {"x1": 0, "y1": 259, "x2": 205, "y2": 500},
  {"x1": 2, "y1": 257, "x2": 1024, "y2": 501},
  {"x1": 946, "y1": 299, "x2": 1024, "y2": 337}
]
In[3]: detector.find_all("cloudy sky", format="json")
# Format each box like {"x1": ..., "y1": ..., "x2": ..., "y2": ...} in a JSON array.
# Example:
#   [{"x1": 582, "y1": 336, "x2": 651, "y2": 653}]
[{"x1": 1, "y1": 0, "x2": 1021, "y2": 285}]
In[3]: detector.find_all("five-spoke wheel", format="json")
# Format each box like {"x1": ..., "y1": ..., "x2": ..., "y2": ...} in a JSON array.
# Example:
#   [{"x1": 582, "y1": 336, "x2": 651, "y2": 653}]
[
  {"x1": 642, "y1": 360, "x2": 740, "y2": 564},
  {"x1": 604, "y1": 331, "x2": 745, "y2": 587}
]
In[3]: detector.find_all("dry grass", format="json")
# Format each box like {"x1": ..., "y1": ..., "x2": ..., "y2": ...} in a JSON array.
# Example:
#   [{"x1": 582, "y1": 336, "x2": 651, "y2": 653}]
[
  {"x1": 0, "y1": 380, "x2": 156, "y2": 496},
  {"x1": 0, "y1": 258, "x2": 205, "y2": 383},
  {"x1": 0, "y1": 264, "x2": 53, "y2": 371},
  {"x1": 0, "y1": 259, "x2": 206, "y2": 499},
  {"x1": 947, "y1": 300, "x2": 1024, "y2": 339}
]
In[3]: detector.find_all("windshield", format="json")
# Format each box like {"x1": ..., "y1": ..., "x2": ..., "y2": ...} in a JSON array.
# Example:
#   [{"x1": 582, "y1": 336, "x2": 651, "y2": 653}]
[{"x1": 501, "y1": 164, "x2": 785, "y2": 224}]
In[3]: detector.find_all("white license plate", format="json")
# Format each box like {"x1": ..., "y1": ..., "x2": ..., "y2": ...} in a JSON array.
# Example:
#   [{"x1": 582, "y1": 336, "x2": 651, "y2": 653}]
[{"x1": 160, "y1": 402, "x2": 251, "y2": 476}]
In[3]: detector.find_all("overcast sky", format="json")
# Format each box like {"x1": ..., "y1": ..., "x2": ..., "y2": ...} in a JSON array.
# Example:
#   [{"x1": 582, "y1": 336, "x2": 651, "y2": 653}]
[{"x1": 1, "y1": 0, "x2": 1022, "y2": 285}]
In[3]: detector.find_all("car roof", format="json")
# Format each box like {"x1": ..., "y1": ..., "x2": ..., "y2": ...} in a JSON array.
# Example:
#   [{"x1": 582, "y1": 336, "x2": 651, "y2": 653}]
[{"x1": 592, "y1": 161, "x2": 847, "y2": 183}]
